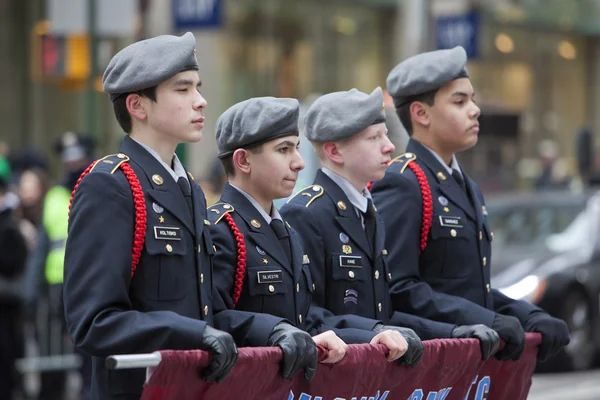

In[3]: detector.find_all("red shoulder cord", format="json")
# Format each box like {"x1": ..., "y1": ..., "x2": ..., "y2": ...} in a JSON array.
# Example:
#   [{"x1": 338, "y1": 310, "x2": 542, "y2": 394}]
[
  {"x1": 366, "y1": 162, "x2": 433, "y2": 254},
  {"x1": 406, "y1": 162, "x2": 432, "y2": 254},
  {"x1": 68, "y1": 161, "x2": 147, "y2": 278},
  {"x1": 223, "y1": 212, "x2": 246, "y2": 308}
]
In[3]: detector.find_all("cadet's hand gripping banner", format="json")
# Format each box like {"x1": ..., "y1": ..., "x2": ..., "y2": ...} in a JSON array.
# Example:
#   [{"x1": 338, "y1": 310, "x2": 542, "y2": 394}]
[{"x1": 141, "y1": 333, "x2": 541, "y2": 400}]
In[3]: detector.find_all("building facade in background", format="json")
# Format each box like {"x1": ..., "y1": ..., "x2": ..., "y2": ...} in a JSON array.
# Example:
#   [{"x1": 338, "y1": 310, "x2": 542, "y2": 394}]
[{"x1": 2, "y1": 0, "x2": 600, "y2": 191}]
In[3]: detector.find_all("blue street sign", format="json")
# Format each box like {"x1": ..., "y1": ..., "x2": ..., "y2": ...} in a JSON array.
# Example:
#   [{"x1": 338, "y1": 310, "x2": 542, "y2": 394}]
[
  {"x1": 173, "y1": 0, "x2": 222, "y2": 29},
  {"x1": 435, "y1": 10, "x2": 479, "y2": 58}
]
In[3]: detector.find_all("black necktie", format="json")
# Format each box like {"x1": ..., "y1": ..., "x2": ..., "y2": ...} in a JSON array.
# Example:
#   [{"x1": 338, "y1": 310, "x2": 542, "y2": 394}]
[
  {"x1": 362, "y1": 198, "x2": 377, "y2": 255},
  {"x1": 452, "y1": 169, "x2": 467, "y2": 193},
  {"x1": 177, "y1": 177, "x2": 194, "y2": 218},
  {"x1": 270, "y1": 219, "x2": 292, "y2": 264}
]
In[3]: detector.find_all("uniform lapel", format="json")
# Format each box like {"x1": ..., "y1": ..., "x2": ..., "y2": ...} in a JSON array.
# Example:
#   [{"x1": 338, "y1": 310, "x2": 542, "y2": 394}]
[
  {"x1": 221, "y1": 185, "x2": 291, "y2": 272},
  {"x1": 407, "y1": 140, "x2": 476, "y2": 221},
  {"x1": 315, "y1": 170, "x2": 372, "y2": 258},
  {"x1": 463, "y1": 170, "x2": 485, "y2": 229},
  {"x1": 289, "y1": 228, "x2": 306, "y2": 283},
  {"x1": 120, "y1": 137, "x2": 195, "y2": 234},
  {"x1": 190, "y1": 177, "x2": 207, "y2": 240},
  {"x1": 373, "y1": 212, "x2": 385, "y2": 258}
]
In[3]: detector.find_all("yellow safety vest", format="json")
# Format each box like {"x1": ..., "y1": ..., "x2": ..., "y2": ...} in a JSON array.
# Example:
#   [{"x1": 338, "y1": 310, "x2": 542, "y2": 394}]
[{"x1": 43, "y1": 186, "x2": 71, "y2": 284}]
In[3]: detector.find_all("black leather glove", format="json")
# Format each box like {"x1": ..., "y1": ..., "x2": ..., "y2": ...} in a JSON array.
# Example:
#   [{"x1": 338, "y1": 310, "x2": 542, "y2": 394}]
[
  {"x1": 492, "y1": 314, "x2": 526, "y2": 361},
  {"x1": 198, "y1": 325, "x2": 238, "y2": 383},
  {"x1": 268, "y1": 322, "x2": 317, "y2": 380},
  {"x1": 373, "y1": 324, "x2": 424, "y2": 367},
  {"x1": 524, "y1": 312, "x2": 570, "y2": 361},
  {"x1": 452, "y1": 324, "x2": 500, "y2": 360}
]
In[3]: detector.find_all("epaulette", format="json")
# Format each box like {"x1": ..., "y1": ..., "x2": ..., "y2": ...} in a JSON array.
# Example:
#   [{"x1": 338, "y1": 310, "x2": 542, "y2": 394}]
[
  {"x1": 207, "y1": 202, "x2": 235, "y2": 224},
  {"x1": 286, "y1": 185, "x2": 324, "y2": 207},
  {"x1": 388, "y1": 152, "x2": 417, "y2": 174},
  {"x1": 89, "y1": 153, "x2": 130, "y2": 174}
]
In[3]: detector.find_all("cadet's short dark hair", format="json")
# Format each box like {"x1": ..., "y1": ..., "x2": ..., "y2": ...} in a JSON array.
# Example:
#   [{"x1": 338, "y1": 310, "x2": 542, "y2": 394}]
[
  {"x1": 220, "y1": 144, "x2": 264, "y2": 177},
  {"x1": 112, "y1": 86, "x2": 157, "y2": 134},
  {"x1": 396, "y1": 89, "x2": 437, "y2": 136}
]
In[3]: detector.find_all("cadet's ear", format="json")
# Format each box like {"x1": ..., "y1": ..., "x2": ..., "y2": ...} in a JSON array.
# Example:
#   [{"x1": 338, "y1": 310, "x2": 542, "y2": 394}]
[
  {"x1": 322, "y1": 142, "x2": 344, "y2": 166},
  {"x1": 232, "y1": 149, "x2": 251, "y2": 175},
  {"x1": 409, "y1": 101, "x2": 430, "y2": 129},
  {"x1": 126, "y1": 93, "x2": 148, "y2": 122}
]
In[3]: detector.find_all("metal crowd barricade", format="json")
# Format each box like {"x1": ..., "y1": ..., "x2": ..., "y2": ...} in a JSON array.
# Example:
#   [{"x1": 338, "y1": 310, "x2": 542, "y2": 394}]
[{"x1": 105, "y1": 352, "x2": 163, "y2": 383}]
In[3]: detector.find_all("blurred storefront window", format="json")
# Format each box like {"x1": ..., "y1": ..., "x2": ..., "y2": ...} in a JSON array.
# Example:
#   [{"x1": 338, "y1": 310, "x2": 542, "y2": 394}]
[{"x1": 221, "y1": 0, "x2": 395, "y2": 105}]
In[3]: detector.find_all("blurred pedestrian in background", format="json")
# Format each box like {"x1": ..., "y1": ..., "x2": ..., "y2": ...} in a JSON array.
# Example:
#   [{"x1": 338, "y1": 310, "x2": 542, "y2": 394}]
[
  {"x1": 0, "y1": 155, "x2": 28, "y2": 400},
  {"x1": 23, "y1": 131, "x2": 94, "y2": 400}
]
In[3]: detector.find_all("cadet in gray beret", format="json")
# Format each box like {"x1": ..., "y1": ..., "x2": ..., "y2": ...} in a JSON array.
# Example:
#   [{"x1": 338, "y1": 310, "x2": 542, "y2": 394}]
[
  {"x1": 216, "y1": 97, "x2": 300, "y2": 159},
  {"x1": 370, "y1": 46, "x2": 569, "y2": 362},
  {"x1": 304, "y1": 87, "x2": 386, "y2": 142},
  {"x1": 64, "y1": 32, "x2": 243, "y2": 400},
  {"x1": 279, "y1": 87, "x2": 434, "y2": 366},
  {"x1": 210, "y1": 96, "x2": 371, "y2": 378}
]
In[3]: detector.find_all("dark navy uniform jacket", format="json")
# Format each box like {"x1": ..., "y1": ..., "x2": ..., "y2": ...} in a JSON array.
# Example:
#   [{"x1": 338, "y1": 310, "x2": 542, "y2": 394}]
[
  {"x1": 208, "y1": 184, "x2": 378, "y2": 344},
  {"x1": 63, "y1": 137, "x2": 270, "y2": 400},
  {"x1": 371, "y1": 139, "x2": 541, "y2": 328},
  {"x1": 281, "y1": 169, "x2": 456, "y2": 340}
]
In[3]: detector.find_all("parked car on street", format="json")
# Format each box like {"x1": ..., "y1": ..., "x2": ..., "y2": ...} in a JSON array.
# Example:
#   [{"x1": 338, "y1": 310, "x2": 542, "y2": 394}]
[{"x1": 488, "y1": 190, "x2": 600, "y2": 371}]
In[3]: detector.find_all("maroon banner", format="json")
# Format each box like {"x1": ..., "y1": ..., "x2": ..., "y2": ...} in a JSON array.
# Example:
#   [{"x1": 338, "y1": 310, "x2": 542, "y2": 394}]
[{"x1": 142, "y1": 333, "x2": 541, "y2": 400}]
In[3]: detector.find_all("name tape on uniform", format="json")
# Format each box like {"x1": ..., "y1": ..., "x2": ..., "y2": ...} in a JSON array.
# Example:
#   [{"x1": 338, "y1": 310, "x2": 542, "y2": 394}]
[
  {"x1": 154, "y1": 226, "x2": 182, "y2": 240},
  {"x1": 339, "y1": 255, "x2": 363, "y2": 268},
  {"x1": 257, "y1": 270, "x2": 283, "y2": 283},
  {"x1": 438, "y1": 216, "x2": 463, "y2": 228}
]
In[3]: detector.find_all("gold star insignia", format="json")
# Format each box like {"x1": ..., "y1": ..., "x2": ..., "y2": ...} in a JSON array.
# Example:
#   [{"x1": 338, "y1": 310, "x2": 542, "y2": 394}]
[
  {"x1": 159, "y1": 216, "x2": 165, "y2": 223},
  {"x1": 263, "y1": 258, "x2": 268, "y2": 264}
]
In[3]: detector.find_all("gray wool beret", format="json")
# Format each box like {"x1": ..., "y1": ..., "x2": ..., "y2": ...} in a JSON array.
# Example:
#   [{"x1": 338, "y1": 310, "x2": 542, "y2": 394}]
[
  {"x1": 216, "y1": 97, "x2": 300, "y2": 159},
  {"x1": 304, "y1": 87, "x2": 386, "y2": 142},
  {"x1": 103, "y1": 32, "x2": 198, "y2": 101},
  {"x1": 387, "y1": 46, "x2": 469, "y2": 108}
]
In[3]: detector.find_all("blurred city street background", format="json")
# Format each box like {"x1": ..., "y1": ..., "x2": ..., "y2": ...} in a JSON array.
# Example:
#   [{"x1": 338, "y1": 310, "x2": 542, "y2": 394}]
[{"x1": 3, "y1": 0, "x2": 600, "y2": 398}]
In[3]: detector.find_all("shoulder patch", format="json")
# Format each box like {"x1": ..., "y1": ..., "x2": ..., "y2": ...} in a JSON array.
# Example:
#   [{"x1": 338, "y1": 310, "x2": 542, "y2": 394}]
[
  {"x1": 90, "y1": 153, "x2": 130, "y2": 175},
  {"x1": 286, "y1": 185, "x2": 324, "y2": 207},
  {"x1": 207, "y1": 202, "x2": 235, "y2": 224},
  {"x1": 389, "y1": 152, "x2": 417, "y2": 174}
]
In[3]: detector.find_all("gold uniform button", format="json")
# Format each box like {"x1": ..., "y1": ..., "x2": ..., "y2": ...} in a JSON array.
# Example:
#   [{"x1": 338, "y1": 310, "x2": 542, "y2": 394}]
[
  {"x1": 348, "y1": 270, "x2": 355, "y2": 279},
  {"x1": 378, "y1": 303, "x2": 382, "y2": 312},
  {"x1": 298, "y1": 314, "x2": 303, "y2": 323},
  {"x1": 312, "y1": 283, "x2": 315, "y2": 291},
  {"x1": 450, "y1": 229, "x2": 457, "y2": 237},
  {"x1": 117, "y1": 153, "x2": 126, "y2": 159},
  {"x1": 204, "y1": 305, "x2": 209, "y2": 315},
  {"x1": 296, "y1": 283, "x2": 300, "y2": 293},
  {"x1": 197, "y1": 245, "x2": 201, "y2": 253},
  {"x1": 479, "y1": 231, "x2": 483, "y2": 241},
  {"x1": 486, "y1": 284, "x2": 491, "y2": 293},
  {"x1": 388, "y1": 273, "x2": 392, "y2": 280},
  {"x1": 268, "y1": 285, "x2": 275, "y2": 293},
  {"x1": 200, "y1": 273, "x2": 204, "y2": 283},
  {"x1": 375, "y1": 270, "x2": 380, "y2": 280},
  {"x1": 312, "y1": 186, "x2": 320, "y2": 192},
  {"x1": 482, "y1": 257, "x2": 487, "y2": 267},
  {"x1": 165, "y1": 244, "x2": 173, "y2": 253}
]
